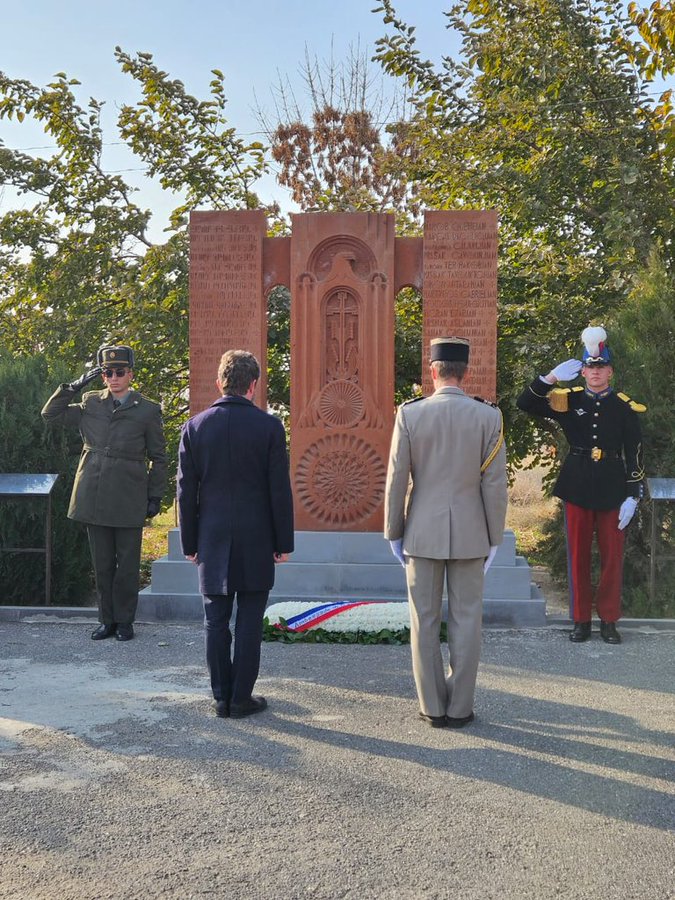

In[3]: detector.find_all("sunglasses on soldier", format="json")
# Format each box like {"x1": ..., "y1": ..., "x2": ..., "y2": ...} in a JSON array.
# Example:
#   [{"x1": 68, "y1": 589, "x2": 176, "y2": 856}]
[{"x1": 102, "y1": 367, "x2": 130, "y2": 378}]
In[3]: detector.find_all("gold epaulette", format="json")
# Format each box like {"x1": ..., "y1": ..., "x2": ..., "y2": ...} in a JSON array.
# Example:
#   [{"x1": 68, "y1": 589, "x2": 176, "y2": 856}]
[
  {"x1": 617, "y1": 392, "x2": 647, "y2": 413},
  {"x1": 547, "y1": 386, "x2": 583, "y2": 412},
  {"x1": 401, "y1": 395, "x2": 424, "y2": 406}
]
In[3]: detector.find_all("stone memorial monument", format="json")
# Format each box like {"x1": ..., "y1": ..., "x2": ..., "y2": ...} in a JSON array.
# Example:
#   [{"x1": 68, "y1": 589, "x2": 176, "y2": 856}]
[{"x1": 140, "y1": 210, "x2": 544, "y2": 625}]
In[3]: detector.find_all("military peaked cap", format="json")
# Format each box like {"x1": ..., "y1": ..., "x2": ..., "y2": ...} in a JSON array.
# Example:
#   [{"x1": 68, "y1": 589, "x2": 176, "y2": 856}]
[
  {"x1": 430, "y1": 336, "x2": 470, "y2": 364},
  {"x1": 98, "y1": 345, "x2": 135, "y2": 369}
]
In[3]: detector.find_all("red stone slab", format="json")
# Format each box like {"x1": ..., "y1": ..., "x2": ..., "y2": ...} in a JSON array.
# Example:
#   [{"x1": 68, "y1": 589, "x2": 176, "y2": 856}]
[
  {"x1": 189, "y1": 210, "x2": 267, "y2": 415},
  {"x1": 422, "y1": 210, "x2": 498, "y2": 400},
  {"x1": 394, "y1": 237, "x2": 423, "y2": 293},
  {"x1": 290, "y1": 213, "x2": 396, "y2": 532}
]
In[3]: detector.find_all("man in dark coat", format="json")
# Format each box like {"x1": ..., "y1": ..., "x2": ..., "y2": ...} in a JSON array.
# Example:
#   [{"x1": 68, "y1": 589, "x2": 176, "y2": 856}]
[
  {"x1": 516, "y1": 326, "x2": 645, "y2": 644},
  {"x1": 177, "y1": 350, "x2": 294, "y2": 719},
  {"x1": 42, "y1": 345, "x2": 167, "y2": 641}
]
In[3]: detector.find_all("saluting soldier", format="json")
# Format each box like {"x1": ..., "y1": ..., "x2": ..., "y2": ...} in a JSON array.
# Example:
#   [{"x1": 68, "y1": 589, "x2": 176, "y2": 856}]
[
  {"x1": 516, "y1": 326, "x2": 645, "y2": 644},
  {"x1": 384, "y1": 337, "x2": 508, "y2": 729},
  {"x1": 42, "y1": 345, "x2": 167, "y2": 641}
]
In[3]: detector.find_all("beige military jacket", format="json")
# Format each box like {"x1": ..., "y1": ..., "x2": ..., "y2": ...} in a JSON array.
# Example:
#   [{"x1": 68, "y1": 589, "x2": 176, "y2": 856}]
[{"x1": 384, "y1": 386, "x2": 508, "y2": 559}]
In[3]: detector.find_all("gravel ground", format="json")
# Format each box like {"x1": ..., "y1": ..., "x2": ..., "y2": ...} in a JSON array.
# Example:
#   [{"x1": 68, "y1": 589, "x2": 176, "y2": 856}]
[{"x1": 0, "y1": 621, "x2": 673, "y2": 900}]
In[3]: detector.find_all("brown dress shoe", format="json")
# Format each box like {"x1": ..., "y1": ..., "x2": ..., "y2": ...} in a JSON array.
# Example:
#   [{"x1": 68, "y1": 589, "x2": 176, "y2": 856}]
[
  {"x1": 570, "y1": 621, "x2": 592, "y2": 642},
  {"x1": 600, "y1": 621, "x2": 622, "y2": 644}
]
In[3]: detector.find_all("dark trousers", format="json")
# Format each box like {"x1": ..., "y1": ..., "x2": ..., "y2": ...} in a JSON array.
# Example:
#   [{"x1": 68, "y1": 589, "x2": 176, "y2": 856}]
[
  {"x1": 203, "y1": 592, "x2": 269, "y2": 703},
  {"x1": 564, "y1": 502, "x2": 625, "y2": 623},
  {"x1": 87, "y1": 525, "x2": 143, "y2": 625}
]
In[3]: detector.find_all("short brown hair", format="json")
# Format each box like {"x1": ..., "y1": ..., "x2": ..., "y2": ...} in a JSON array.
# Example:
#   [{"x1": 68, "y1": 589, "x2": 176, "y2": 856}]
[
  {"x1": 432, "y1": 360, "x2": 467, "y2": 382},
  {"x1": 218, "y1": 350, "x2": 260, "y2": 396}
]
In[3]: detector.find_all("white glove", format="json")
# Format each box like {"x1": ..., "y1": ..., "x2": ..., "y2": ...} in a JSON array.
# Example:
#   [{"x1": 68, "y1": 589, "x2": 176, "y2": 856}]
[
  {"x1": 546, "y1": 359, "x2": 582, "y2": 383},
  {"x1": 618, "y1": 497, "x2": 638, "y2": 530},
  {"x1": 389, "y1": 539, "x2": 406, "y2": 567},
  {"x1": 484, "y1": 546, "x2": 498, "y2": 574}
]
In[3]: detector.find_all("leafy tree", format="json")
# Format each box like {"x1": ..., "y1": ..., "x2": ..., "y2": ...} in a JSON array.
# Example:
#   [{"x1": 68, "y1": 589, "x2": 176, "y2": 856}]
[
  {"x1": 373, "y1": 0, "x2": 675, "y2": 611},
  {"x1": 258, "y1": 44, "x2": 420, "y2": 224},
  {"x1": 259, "y1": 46, "x2": 424, "y2": 405},
  {"x1": 626, "y1": 0, "x2": 675, "y2": 79},
  {"x1": 374, "y1": 0, "x2": 674, "y2": 464},
  {"x1": 266, "y1": 284, "x2": 291, "y2": 427},
  {"x1": 0, "y1": 50, "x2": 267, "y2": 492}
]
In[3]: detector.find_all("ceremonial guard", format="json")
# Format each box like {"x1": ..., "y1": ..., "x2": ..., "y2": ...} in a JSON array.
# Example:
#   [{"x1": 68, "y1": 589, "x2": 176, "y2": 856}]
[
  {"x1": 516, "y1": 326, "x2": 645, "y2": 643},
  {"x1": 384, "y1": 337, "x2": 508, "y2": 729},
  {"x1": 42, "y1": 345, "x2": 167, "y2": 641}
]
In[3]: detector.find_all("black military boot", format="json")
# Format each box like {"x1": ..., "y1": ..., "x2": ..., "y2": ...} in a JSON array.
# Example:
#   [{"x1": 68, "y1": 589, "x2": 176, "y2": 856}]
[
  {"x1": 569, "y1": 621, "x2": 592, "y2": 642},
  {"x1": 600, "y1": 621, "x2": 622, "y2": 644}
]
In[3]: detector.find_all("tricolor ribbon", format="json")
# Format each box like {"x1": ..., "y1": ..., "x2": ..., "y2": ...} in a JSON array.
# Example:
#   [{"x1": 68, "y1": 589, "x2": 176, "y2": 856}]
[{"x1": 278, "y1": 600, "x2": 386, "y2": 632}]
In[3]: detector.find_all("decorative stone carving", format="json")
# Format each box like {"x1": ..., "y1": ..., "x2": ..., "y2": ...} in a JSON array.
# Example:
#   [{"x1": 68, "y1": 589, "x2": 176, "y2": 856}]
[
  {"x1": 290, "y1": 213, "x2": 396, "y2": 531},
  {"x1": 188, "y1": 209, "x2": 498, "y2": 532},
  {"x1": 295, "y1": 434, "x2": 387, "y2": 527}
]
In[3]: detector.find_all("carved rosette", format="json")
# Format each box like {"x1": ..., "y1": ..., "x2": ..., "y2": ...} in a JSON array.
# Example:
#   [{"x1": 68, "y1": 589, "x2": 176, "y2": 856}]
[
  {"x1": 318, "y1": 380, "x2": 365, "y2": 428},
  {"x1": 295, "y1": 434, "x2": 387, "y2": 527}
]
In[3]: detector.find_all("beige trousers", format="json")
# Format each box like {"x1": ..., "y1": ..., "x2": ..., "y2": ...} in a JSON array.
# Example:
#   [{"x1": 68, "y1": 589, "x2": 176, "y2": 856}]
[{"x1": 405, "y1": 556, "x2": 485, "y2": 718}]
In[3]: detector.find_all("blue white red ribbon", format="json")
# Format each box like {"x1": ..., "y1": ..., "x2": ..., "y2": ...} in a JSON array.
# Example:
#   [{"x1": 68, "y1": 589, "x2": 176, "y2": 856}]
[{"x1": 280, "y1": 600, "x2": 386, "y2": 632}]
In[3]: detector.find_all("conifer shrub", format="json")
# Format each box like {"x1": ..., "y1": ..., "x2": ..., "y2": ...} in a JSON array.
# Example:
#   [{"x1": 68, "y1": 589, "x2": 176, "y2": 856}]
[
  {"x1": 612, "y1": 256, "x2": 675, "y2": 617},
  {"x1": 0, "y1": 352, "x2": 93, "y2": 605}
]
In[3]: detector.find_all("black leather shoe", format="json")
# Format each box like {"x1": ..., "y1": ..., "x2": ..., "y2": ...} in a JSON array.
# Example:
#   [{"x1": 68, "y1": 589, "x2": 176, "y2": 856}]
[
  {"x1": 115, "y1": 624, "x2": 134, "y2": 642},
  {"x1": 570, "y1": 621, "x2": 592, "y2": 642},
  {"x1": 600, "y1": 621, "x2": 622, "y2": 644},
  {"x1": 91, "y1": 623, "x2": 116, "y2": 640},
  {"x1": 230, "y1": 696, "x2": 267, "y2": 718},
  {"x1": 446, "y1": 712, "x2": 475, "y2": 729},
  {"x1": 419, "y1": 712, "x2": 448, "y2": 728},
  {"x1": 212, "y1": 700, "x2": 230, "y2": 718}
]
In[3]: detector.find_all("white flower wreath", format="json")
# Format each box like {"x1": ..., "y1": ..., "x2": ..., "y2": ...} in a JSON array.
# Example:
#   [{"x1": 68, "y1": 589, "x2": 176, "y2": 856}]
[{"x1": 266, "y1": 600, "x2": 411, "y2": 633}]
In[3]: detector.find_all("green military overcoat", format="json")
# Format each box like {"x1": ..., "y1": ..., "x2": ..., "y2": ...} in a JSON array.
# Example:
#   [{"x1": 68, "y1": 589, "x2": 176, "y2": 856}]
[{"x1": 42, "y1": 386, "x2": 167, "y2": 528}]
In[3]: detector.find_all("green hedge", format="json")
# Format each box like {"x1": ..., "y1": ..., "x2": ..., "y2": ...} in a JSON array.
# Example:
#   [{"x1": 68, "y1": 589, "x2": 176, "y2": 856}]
[{"x1": 0, "y1": 352, "x2": 93, "y2": 605}]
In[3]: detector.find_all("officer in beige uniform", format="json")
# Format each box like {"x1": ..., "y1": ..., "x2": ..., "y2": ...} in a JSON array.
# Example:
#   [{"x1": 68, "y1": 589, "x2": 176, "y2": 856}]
[
  {"x1": 384, "y1": 337, "x2": 508, "y2": 728},
  {"x1": 42, "y1": 345, "x2": 167, "y2": 641}
]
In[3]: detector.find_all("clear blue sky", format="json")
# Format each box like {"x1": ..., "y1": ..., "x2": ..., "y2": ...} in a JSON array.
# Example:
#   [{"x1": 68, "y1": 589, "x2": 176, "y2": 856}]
[{"x1": 0, "y1": 1, "x2": 455, "y2": 237}]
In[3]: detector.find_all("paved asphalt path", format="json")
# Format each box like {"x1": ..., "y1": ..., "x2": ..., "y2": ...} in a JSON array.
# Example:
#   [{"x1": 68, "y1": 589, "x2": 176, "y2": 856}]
[{"x1": 0, "y1": 621, "x2": 673, "y2": 900}]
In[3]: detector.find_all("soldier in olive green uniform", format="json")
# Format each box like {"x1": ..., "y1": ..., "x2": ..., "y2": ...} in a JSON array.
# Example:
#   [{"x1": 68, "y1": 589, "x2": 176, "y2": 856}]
[{"x1": 42, "y1": 346, "x2": 167, "y2": 641}]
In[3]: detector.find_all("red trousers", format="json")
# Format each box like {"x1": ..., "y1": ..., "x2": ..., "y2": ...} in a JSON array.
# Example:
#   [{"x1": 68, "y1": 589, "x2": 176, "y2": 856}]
[{"x1": 564, "y1": 502, "x2": 625, "y2": 623}]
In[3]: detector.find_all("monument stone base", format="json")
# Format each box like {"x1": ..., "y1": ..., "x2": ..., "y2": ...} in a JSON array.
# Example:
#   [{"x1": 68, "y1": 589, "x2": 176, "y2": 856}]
[{"x1": 138, "y1": 529, "x2": 545, "y2": 626}]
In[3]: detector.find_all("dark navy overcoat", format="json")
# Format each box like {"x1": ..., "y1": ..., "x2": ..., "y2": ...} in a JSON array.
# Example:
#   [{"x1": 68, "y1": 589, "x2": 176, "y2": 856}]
[{"x1": 177, "y1": 395, "x2": 294, "y2": 595}]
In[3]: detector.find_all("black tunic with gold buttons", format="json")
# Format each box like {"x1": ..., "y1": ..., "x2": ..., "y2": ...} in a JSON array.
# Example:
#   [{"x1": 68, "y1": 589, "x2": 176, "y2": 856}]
[{"x1": 516, "y1": 378, "x2": 645, "y2": 510}]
